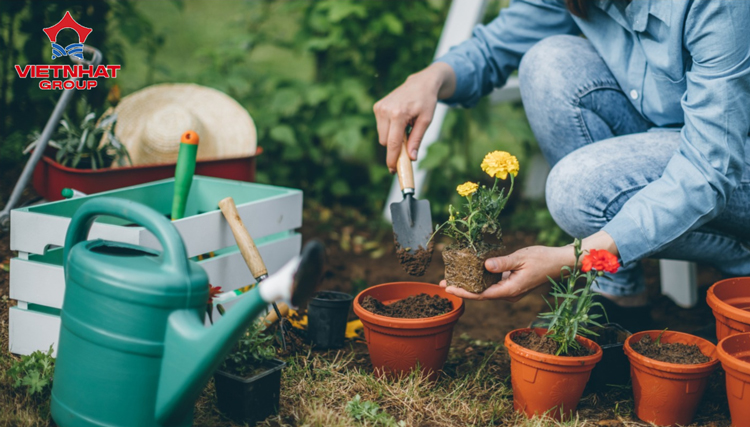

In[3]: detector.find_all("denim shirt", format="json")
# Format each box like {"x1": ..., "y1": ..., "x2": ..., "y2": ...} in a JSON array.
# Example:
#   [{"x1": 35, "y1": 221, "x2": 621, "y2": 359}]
[{"x1": 436, "y1": 0, "x2": 750, "y2": 265}]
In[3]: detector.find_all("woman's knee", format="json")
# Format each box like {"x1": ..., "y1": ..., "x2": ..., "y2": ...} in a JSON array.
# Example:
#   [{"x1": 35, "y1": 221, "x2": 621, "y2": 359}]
[{"x1": 545, "y1": 149, "x2": 609, "y2": 238}]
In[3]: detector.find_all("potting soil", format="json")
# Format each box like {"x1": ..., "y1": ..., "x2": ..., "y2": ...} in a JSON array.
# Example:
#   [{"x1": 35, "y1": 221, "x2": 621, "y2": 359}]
[
  {"x1": 511, "y1": 331, "x2": 594, "y2": 357},
  {"x1": 631, "y1": 334, "x2": 711, "y2": 364},
  {"x1": 443, "y1": 243, "x2": 504, "y2": 294},
  {"x1": 394, "y1": 235, "x2": 433, "y2": 277},
  {"x1": 361, "y1": 293, "x2": 452, "y2": 318}
]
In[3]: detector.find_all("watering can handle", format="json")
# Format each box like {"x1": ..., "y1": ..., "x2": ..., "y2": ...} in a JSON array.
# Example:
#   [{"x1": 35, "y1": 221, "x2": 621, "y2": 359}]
[{"x1": 63, "y1": 197, "x2": 190, "y2": 274}]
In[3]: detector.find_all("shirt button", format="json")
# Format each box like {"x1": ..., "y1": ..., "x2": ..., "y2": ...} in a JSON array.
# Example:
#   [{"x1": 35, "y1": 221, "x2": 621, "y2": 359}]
[{"x1": 630, "y1": 89, "x2": 639, "y2": 100}]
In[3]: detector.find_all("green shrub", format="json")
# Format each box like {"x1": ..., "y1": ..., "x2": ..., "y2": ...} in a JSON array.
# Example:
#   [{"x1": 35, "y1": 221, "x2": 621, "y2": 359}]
[{"x1": 6, "y1": 346, "x2": 55, "y2": 397}]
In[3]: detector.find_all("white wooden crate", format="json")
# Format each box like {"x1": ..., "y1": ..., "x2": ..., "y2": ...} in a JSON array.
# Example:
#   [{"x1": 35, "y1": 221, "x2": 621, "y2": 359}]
[{"x1": 8, "y1": 176, "x2": 303, "y2": 356}]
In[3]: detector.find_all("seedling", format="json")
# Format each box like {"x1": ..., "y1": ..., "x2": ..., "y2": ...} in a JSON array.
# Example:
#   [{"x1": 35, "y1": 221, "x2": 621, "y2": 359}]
[
  {"x1": 538, "y1": 239, "x2": 620, "y2": 355},
  {"x1": 7, "y1": 345, "x2": 55, "y2": 396},
  {"x1": 655, "y1": 328, "x2": 669, "y2": 345}
]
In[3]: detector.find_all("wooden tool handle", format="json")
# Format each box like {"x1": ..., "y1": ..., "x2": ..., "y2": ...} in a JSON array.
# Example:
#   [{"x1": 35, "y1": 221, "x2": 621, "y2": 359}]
[
  {"x1": 218, "y1": 197, "x2": 268, "y2": 278},
  {"x1": 396, "y1": 134, "x2": 415, "y2": 192},
  {"x1": 262, "y1": 302, "x2": 290, "y2": 326}
]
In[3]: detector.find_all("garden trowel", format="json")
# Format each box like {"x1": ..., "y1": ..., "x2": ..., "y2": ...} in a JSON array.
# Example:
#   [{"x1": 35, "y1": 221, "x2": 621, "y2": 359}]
[{"x1": 390, "y1": 135, "x2": 433, "y2": 276}]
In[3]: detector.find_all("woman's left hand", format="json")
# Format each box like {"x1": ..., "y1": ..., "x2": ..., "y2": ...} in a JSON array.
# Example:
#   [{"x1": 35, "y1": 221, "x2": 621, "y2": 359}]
[{"x1": 439, "y1": 245, "x2": 572, "y2": 302}]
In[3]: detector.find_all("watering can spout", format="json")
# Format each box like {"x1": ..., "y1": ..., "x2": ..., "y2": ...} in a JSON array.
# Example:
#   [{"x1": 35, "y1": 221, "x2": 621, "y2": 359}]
[{"x1": 155, "y1": 257, "x2": 301, "y2": 424}]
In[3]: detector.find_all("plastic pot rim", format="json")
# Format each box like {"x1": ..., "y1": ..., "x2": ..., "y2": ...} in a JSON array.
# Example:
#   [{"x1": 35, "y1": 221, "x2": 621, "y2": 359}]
[
  {"x1": 623, "y1": 330, "x2": 719, "y2": 374},
  {"x1": 353, "y1": 282, "x2": 464, "y2": 330},
  {"x1": 215, "y1": 358, "x2": 286, "y2": 383},
  {"x1": 717, "y1": 332, "x2": 750, "y2": 375},
  {"x1": 707, "y1": 277, "x2": 750, "y2": 325},
  {"x1": 504, "y1": 327, "x2": 603, "y2": 366}
]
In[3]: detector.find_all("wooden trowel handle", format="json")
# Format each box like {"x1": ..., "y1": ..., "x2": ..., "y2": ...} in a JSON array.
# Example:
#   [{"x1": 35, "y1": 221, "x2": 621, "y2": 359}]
[
  {"x1": 396, "y1": 134, "x2": 415, "y2": 192},
  {"x1": 263, "y1": 303, "x2": 290, "y2": 326},
  {"x1": 218, "y1": 197, "x2": 268, "y2": 278}
]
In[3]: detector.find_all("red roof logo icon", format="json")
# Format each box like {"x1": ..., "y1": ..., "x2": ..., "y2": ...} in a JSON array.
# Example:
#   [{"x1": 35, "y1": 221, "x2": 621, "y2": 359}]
[{"x1": 43, "y1": 11, "x2": 92, "y2": 44}]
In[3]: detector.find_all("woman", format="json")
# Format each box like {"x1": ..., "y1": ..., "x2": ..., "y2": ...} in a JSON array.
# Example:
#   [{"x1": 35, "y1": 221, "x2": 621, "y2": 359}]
[{"x1": 373, "y1": 0, "x2": 750, "y2": 327}]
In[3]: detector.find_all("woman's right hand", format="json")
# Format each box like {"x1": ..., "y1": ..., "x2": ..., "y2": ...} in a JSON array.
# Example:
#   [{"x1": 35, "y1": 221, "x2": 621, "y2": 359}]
[{"x1": 373, "y1": 62, "x2": 456, "y2": 173}]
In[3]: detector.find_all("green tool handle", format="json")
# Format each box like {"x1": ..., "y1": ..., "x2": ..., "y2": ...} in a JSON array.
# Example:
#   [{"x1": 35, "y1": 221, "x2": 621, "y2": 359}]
[
  {"x1": 171, "y1": 130, "x2": 200, "y2": 220},
  {"x1": 64, "y1": 197, "x2": 190, "y2": 276}
]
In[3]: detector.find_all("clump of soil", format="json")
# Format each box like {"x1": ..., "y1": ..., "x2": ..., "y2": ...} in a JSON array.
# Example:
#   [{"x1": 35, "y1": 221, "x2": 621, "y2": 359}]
[
  {"x1": 394, "y1": 236, "x2": 433, "y2": 277},
  {"x1": 361, "y1": 293, "x2": 452, "y2": 319},
  {"x1": 511, "y1": 331, "x2": 594, "y2": 357},
  {"x1": 631, "y1": 334, "x2": 711, "y2": 364},
  {"x1": 442, "y1": 243, "x2": 504, "y2": 293}
]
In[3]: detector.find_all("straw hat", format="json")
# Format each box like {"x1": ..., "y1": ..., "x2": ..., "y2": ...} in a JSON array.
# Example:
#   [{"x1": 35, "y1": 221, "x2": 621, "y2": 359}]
[{"x1": 114, "y1": 83, "x2": 256, "y2": 166}]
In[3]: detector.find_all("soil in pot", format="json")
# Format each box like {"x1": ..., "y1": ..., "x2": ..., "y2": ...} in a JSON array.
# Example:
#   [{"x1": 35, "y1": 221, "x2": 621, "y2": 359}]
[
  {"x1": 394, "y1": 237, "x2": 433, "y2": 277},
  {"x1": 442, "y1": 242, "x2": 503, "y2": 293},
  {"x1": 511, "y1": 330, "x2": 594, "y2": 357},
  {"x1": 631, "y1": 334, "x2": 711, "y2": 364},
  {"x1": 361, "y1": 293, "x2": 452, "y2": 318}
]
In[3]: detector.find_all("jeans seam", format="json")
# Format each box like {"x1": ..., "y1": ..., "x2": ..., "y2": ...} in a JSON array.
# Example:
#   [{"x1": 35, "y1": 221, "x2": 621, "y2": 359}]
[{"x1": 571, "y1": 80, "x2": 622, "y2": 147}]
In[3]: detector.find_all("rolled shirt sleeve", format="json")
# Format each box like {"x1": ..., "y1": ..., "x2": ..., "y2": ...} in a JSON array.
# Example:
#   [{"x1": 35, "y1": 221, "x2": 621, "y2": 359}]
[
  {"x1": 603, "y1": 2, "x2": 750, "y2": 265},
  {"x1": 435, "y1": 0, "x2": 580, "y2": 108}
]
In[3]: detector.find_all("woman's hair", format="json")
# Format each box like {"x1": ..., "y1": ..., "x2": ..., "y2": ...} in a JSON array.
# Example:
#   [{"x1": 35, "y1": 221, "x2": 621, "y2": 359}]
[{"x1": 566, "y1": 0, "x2": 589, "y2": 18}]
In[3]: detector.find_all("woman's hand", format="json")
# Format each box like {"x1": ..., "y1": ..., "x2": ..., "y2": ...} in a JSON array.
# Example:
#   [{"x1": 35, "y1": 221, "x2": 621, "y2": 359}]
[
  {"x1": 373, "y1": 62, "x2": 456, "y2": 173},
  {"x1": 439, "y1": 231, "x2": 619, "y2": 302},
  {"x1": 440, "y1": 246, "x2": 573, "y2": 302}
]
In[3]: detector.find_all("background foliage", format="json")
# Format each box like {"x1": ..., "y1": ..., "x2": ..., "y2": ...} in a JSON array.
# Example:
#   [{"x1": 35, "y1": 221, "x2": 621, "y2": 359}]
[{"x1": 0, "y1": 0, "x2": 565, "y2": 243}]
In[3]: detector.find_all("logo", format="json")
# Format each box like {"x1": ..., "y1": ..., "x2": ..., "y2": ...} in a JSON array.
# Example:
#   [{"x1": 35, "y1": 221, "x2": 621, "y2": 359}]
[
  {"x1": 43, "y1": 11, "x2": 92, "y2": 60},
  {"x1": 14, "y1": 11, "x2": 120, "y2": 91}
]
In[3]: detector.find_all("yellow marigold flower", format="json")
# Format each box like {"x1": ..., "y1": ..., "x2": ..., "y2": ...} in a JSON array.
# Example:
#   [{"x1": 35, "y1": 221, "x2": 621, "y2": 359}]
[
  {"x1": 456, "y1": 181, "x2": 479, "y2": 197},
  {"x1": 481, "y1": 151, "x2": 519, "y2": 179}
]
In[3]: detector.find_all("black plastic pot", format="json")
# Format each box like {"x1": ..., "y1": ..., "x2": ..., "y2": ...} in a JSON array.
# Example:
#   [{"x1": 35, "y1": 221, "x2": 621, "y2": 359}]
[
  {"x1": 214, "y1": 359, "x2": 286, "y2": 424},
  {"x1": 587, "y1": 323, "x2": 632, "y2": 391},
  {"x1": 307, "y1": 290, "x2": 354, "y2": 349}
]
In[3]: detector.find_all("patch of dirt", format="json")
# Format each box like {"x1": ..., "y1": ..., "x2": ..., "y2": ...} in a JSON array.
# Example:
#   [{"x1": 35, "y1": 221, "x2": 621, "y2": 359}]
[
  {"x1": 631, "y1": 333, "x2": 711, "y2": 364},
  {"x1": 361, "y1": 293, "x2": 452, "y2": 319},
  {"x1": 394, "y1": 236, "x2": 433, "y2": 277},
  {"x1": 511, "y1": 331, "x2": 594, "y2": 357},
  {"x1": 442, "y1": 242, "x2": 504, "y2": 293}
]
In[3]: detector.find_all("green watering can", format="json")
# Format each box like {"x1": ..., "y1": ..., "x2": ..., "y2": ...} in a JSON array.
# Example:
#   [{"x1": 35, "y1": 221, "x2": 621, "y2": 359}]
[{"x1": 50, "y1": 197, "x2": 323, "y2": 427}]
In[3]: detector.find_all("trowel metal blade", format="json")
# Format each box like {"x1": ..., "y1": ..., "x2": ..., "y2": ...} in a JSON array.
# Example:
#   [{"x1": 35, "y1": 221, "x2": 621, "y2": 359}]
[
  {"x1": 291, "y1": 239, "x2": 326, "y2": 307},
  {"x1": 390, "y1": 195, "x2": 433, "y2": 254}
]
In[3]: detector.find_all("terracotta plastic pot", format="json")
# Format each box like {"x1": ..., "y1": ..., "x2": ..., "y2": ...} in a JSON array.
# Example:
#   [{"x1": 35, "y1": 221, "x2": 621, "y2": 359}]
[
  {"x1": 352, "y1": 282, "x2": 464, "y2": 380},
  {"x1": 623, "y1": 330, "x2": 719, "y2": 426},
  {"x1": 504, "y1": 328, "x2": 602, "y2": 420},
  {"x1": 707, "y1": 277, "x2": 750, "y2": 341},
  {"x1": 717, "y1": 332, "x2": 750, "y2": 426}
]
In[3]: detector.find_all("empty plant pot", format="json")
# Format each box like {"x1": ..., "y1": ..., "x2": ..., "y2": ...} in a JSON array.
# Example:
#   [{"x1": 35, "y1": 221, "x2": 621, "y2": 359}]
[
  {"x1": 707, "y1": 277, "x2": 750, "y2": 341},
  {"x1": 352, "y1": 282, "x2": 464, "y2": 380},
  {"x1": 504, "y1": 328, "x2": 603, "y2": 420},
  {"x1": 214, "y1": 359, "x2": 285, "y2": 424},
  {"x1": 624, "y1": 330, "x2": 719, "y2": 426},
  {"x1": 586, "y1": 323, "x2": 632, "y2": 391},
  {"x1": 717, "y1": 332, "x2": 750, "y2": 426},
  {"x1": 307, "y1": 291, "x2": 354, "y2": 349}
]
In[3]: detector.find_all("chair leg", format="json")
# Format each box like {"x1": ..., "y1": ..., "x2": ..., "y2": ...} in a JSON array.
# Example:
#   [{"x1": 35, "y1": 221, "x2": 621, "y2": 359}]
[{"x1": 659, "y1": 259, "x2": 698, "y2": 308}]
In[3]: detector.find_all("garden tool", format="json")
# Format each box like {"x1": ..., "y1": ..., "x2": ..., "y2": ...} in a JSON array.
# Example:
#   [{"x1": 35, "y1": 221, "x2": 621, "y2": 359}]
[
  {"x1": 389, "y1": 134, "x2": 433, "y2": 265},
  {"x1": 218, "y1": 196, "x2": 289, "y2": 342},
  {"x1": 50, "y1": 197, "x2": 324, "y2": 427},
  {"x1": 171, "y1": 130, "x2": 199, "y2": 220},
  {"x1": 0, "y1": 45, "x2": 101, "y2": 230}
]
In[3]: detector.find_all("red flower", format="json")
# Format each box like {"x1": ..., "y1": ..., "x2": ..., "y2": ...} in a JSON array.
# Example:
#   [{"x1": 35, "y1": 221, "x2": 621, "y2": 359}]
[
  {"x1": 581, "y1": 249, "x2": 620, "y2": 274},
  {"x1": 208, "y1": 284, "x2": 222, "y2": 304}
]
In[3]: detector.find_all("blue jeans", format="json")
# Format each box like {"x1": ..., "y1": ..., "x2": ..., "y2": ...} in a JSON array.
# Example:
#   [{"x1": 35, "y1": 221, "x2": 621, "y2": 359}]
[{"x1": 518, "y1": 35, "x2": 750, "y2": 297}]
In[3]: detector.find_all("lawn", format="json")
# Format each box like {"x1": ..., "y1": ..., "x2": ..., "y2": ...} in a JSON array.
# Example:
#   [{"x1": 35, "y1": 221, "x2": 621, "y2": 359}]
[{"x1": 0, "y1": 204, "x2": 733, "y2": 426}]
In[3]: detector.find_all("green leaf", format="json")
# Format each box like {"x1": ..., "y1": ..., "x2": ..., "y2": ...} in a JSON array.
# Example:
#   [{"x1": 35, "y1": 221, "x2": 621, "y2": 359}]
[{"x1": 269, "y1": 125, "x2": 297, "y2": 146}]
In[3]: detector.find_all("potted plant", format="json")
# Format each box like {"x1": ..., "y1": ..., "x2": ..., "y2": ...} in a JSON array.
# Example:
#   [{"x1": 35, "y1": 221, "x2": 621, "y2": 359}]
[
  {"x1": 505, "y1": 239, "x2": 614, "y2": 420},
  {"x1": 716, "y1": 331, "x2": 750, "y2": 426},
  {"x1": 213, "y1": 321, "x2": 286, "y2": 424},
  {"x1": 352, "y1": 282, "x2": 465, "y2": 380},
  {"x1": 623, "y1": 329, "x2": 719, "y2": 426},
  {"x1": 435, "y1": 150, "x2": 518, "y2": 293}
]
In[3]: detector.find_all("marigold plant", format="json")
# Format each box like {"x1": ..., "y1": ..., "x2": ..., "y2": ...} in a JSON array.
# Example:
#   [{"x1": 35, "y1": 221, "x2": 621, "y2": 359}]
[
  {"x1": 434, "y1": 151, "x2": 519, "y2": 251},
  {"x1": 538, "y1": 239, "x2": 620, "y2": 355}
]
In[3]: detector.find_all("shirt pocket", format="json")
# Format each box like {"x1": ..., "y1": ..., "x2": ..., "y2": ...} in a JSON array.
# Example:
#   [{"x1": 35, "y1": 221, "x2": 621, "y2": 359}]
[{"x1": 649, "y1": 71, "x2": 687, "y2": 120}]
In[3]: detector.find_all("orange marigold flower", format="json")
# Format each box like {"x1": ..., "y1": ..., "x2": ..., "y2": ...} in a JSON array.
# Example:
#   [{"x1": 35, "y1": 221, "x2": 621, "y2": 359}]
[{"x1": 581, "y1": 249, "x2": 620, "y2": 274}]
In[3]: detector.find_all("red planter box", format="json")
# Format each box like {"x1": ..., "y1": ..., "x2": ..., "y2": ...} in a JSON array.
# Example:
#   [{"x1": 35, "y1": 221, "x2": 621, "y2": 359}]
[{"x1": 32, "y1": 148, "x2": 262, "y2": 201}]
